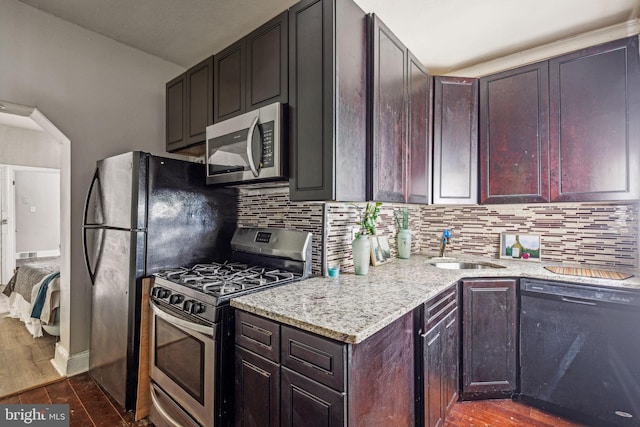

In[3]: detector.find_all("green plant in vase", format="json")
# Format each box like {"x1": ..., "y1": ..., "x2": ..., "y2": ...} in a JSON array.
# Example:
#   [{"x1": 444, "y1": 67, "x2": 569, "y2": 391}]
[
  {"x1": 351, "y1": 202, "x2": 382, "y2": 275},
  {"x1": 394, "y1": 207, "x2": 411, "y2": 259}
]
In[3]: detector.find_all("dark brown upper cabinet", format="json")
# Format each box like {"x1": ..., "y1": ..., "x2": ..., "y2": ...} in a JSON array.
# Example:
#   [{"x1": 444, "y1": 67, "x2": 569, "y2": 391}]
[
  {"x1": 246, "y1": 11, "x2": 288, "y2": 111},
  {"x1": 213, "y1": 39, "x2": 246, "y2": 123},
  {"x1": 214, "y1": 11, "x2": 288, "y2": 124},
  {"x1": 166, "y1": 56, "x2": 213, "y2": 154},
  {"x1": 549, "y1": 36, "x2": 640, "y2": 202},
  {"x1": 407, "y1": 52, "x2": 432, "y2": 204},
  {"x1": 479, "y1": 62, "x2": 549, "y2": 204},
  {"x1": 432, "y1": 76, "x2": 478, "y2": 204},
  {"x1": 288, "y1": 0, "x2": 368, "y2": 201},
  {"x1": 369, "y1": 14, "x2": 407, "y2": 203},
  {"x1": 369, "y1": 15, "x2": 431, "y2": 204}
]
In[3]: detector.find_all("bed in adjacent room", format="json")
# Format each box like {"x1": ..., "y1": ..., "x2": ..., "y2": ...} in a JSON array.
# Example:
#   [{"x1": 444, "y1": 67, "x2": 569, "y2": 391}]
[{"x1": 2, "y1": 260, "x2": 61, "y2": 338}]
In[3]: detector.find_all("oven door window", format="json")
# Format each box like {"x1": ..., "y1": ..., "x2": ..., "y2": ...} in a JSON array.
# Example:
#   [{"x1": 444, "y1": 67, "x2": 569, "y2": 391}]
[{"x1": 155, "y1": 316, "x2": 205, "y2": 404}]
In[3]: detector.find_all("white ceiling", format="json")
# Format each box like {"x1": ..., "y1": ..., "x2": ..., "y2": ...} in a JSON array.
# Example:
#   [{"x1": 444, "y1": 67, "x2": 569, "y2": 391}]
[{"x1": 16, "y1": 0, "x2": 640, "y2": 74}]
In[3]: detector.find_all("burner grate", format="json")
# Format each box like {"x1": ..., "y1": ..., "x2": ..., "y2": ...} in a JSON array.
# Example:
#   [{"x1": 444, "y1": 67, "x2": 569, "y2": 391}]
[{"x1": 156, "y1": 262, "x2": 301, "y2": 299}]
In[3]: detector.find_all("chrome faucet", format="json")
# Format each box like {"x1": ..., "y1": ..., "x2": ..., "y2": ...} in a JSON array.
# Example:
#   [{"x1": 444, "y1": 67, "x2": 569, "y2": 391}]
[{"x1": 439, "y1": 229, "x2": 452, "y2": 257}]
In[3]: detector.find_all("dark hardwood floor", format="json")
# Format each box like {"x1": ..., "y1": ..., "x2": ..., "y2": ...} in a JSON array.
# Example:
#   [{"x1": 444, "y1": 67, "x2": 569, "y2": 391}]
[
  {"x1": 0, "y1": 375, "x2": 588, "y2": 427},
  {"x1": 0, "y1": 373, "x2": 153, "y2": 427},
  {"x1": 445, "y1": 399, "x2": 588, "y2": 427}
]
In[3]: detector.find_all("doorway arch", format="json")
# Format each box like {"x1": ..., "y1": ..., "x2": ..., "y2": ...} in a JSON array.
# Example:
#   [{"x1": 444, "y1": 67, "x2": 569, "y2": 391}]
[{"x1": 0, "y1": 100, "x2": 71, "y2": 375}]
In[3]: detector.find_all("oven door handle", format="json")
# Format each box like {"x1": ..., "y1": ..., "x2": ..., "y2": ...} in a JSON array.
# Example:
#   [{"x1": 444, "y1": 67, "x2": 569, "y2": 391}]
[
  {"x1": 151, "y1": 301, "x2": 214, "y2": 337},
  {"x1": 150, "y1": 385, "x2": 190, "y2": 427}
]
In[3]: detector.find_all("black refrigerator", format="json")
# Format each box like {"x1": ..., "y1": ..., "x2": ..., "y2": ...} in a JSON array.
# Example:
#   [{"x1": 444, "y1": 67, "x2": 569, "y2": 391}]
[{"x1": 82, "y1": 151, "x2": 237, "y2": 411}]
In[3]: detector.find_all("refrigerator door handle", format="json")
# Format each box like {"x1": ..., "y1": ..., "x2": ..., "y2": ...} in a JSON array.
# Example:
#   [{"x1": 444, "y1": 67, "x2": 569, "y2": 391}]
[
  {"x1": 83, "y1": 167, "x2": 101, "y2": 285},
  {"x1": 83, "y1": 167, "x2": 103, "y2": 227}
]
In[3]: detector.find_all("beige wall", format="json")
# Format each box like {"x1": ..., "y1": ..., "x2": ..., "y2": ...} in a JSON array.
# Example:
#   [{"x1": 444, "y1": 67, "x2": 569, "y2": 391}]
[
  {"x1": 15, "y1": 169, "x2": 60, "y2": 253},
  {"x1": 0, "y1": 0, "x2": 184, "y2": 357},
  {"x1": 0, "y1": 124, "x2": 60, "y2": 168}
]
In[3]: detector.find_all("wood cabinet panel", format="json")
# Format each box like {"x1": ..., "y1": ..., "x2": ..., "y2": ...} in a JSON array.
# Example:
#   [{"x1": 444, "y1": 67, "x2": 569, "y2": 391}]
[
  {"x1": 407, "y1": 51, "x2": 431, "y2": 204},
  {"x1": 461, "y1": 279, "x2": 517, "y2": 400},
  {"x1": 281, "y1": 367, "x2": 345, "y2": 427},
  {"x1": 185, "y1": 57, "x2": 214, "y2": 146},
  {"x1": 348, "y1": 311, "x2": 414, "y2": 427},
  {"x1": 234, "y1": 346, "x2": 280, "y2": 427},
  {"x1": 166, "y1": 73, "x2": 185, "y2": 151},
  {"x1": 166, "y1": 57, "x2": 213, "y2": 153},
  {"x1": 424, "y1": 322, "x2": 445, "y2": 427},
  {"x1": 443, "y1": 309, "x2": 459, "y2": 413},
  {"x1": 214, "y1": 39, "x2": 246, "y2": 123},
  {"x1": 235, "y1": 311, "x2": 280, "y2": 362},
  {"x1": 369, "y1": 14, "x2": 407, "y2": 202},
  {"x1": 420, "y1": 285, "x2": 458, "y2": 427},
  {"x1": 281, "y1": 326, "x2": 345, "y2": 392},
  {"x1": 479, "y1": 62, "x2": 549, "y2": 203},
  {"x1": 246, "y1": 11, "x2": 288, "y2": 110},
  {"x1": 432, "y1": 76, "x2": 478, "y2": 204},
  {"x1": 289, "y1": 0, "x2": 367, "y2": 201},
  {"x1": 549, "y1": 36, "x2": 640, "y2": 201}
]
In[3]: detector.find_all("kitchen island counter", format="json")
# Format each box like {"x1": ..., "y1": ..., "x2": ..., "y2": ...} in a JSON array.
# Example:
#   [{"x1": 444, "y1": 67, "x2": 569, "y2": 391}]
[{"x1": 230, "y1": 254, "x2": 640, "y2": 344}]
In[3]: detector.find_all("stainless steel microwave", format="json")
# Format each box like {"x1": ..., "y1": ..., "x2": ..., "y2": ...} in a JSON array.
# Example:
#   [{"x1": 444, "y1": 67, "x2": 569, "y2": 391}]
[{"x1": 206, "y1": 102, "x2": 285, "y2": 185}]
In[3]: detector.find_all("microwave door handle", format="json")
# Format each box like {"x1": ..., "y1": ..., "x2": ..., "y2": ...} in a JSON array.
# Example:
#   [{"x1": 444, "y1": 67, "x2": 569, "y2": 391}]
[{"x1": 246, "y1": 115, "x2": 261, "y2": 177}]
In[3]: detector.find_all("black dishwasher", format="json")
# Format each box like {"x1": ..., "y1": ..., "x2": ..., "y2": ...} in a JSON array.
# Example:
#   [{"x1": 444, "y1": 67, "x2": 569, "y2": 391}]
[{"x1": 519, "y1": 279, "x2": 640, "y2": 427}]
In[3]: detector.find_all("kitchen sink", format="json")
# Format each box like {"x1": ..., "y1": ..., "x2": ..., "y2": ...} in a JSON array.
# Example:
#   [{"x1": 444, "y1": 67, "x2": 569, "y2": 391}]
[{"x1": 429, "y1": 261, "x2": 506, "y2": 270}]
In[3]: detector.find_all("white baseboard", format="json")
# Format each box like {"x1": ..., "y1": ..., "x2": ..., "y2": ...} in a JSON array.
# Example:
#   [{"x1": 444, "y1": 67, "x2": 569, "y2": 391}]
[{"x1": 51, "y1": 343, "x2": 89, "y2": 377}]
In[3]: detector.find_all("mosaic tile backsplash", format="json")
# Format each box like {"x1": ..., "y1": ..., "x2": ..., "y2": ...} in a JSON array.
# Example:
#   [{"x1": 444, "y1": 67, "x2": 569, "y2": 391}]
[
  {"x1": 236, "y1": 183, "x2": 639, "y2": 274},
  {"x1": 326, "y1": 201, "x2": 639, "y2": 272},
  {"x1": 236, "y1": 183, "x2": 325, "y2": 275}
]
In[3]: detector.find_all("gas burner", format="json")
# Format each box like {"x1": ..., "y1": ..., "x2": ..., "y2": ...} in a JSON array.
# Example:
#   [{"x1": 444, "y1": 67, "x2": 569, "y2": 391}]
[{"x1": 156, "y1": 261, "x2": 302, "y2": 299}]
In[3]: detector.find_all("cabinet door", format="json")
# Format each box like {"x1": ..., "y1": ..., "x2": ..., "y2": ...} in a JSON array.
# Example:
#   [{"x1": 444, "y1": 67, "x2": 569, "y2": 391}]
[
  {"x1": 479, "y1": 62, "x2": 550, "y2": 203},
  {"x1": 549, "y1": 36, "x2": 640, "y2": 201},
  {"x1": 443, "y1": 308, "x2": 459, "y2": 414},
  {"x1": 166, "y1": 73, "x2": 186, "y2": 151},
  {"x1": 235, "y1": 346, "x2": 280, "y2": 427},
  {"x1": 369, "y1": 14, "x2": 407, "y2": 202},
  {"x1": 423, "y1": 323, "x2": 444, "y2": 427},
  {"x1": 185, "y1": 56, "x2": 214, "y2": 146},
  {"x1": 288, "y1": 0, "x2": 333, "y2": 201},
  {"x1": 407, "y1": 51, "x2": 431, "y2": 204},
  {"x1": 214, "y1": 39, "x2": 246, "y2": 123},
  {"x1": 288, "y1": 0, "x2": 367, "y2": 202},
  {"x1": 281, "y1": 367, "x2": 345, "y2": 427},
  {"x1": 432, "y1": 76, "x2": 478, "y2": 204},
  {"x1": 461, "y1": 279, "x2": 517, "y2": 399},
  {"x1": 246, "y1": 11, "x2": 288, "y2": 110}
]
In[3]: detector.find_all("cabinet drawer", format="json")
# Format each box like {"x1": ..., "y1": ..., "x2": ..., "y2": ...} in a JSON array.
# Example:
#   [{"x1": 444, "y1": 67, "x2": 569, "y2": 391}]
[
  {"x1": 424, "y1": 284, "x2": 458, "y2": 330},
  {"x1": 281, "y1": 326, "x2": 345, "y2": 392},
  {"x1": 235, "y1": 311, "x2": 280, "y2": 362}
]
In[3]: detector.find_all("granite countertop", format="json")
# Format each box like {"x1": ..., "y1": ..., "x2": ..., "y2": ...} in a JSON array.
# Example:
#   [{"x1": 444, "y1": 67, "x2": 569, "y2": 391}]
[{"x1": 230, "y1": 254, "x2": 640, "y2": 345}]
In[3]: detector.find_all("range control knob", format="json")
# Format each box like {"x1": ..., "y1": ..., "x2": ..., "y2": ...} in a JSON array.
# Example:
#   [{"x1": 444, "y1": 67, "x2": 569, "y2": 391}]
[
  {"x1": 183, "y1": 299, "x2": 195, "y2": 313},
  {"x1": 191, "y1": 303, "x2": 206, "y2": 315},
  {"x1": 169, "y1": 294, "x2": 184, "y2": 305},
  {"x1": 152, "y1": 287, "x2": 170, "y2": 299}
]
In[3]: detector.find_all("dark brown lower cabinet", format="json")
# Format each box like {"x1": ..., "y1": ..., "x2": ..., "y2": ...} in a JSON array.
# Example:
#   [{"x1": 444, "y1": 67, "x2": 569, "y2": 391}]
[
  {"x1": 420, "y1": 285, "x2": 459, "y2": 427},
  {"x1": 234, "y1": 309, "x2": 415, "y2": 427},
  {"x1": 235, "y1": 346, "x2": 280, "y2": 427},
  {"x1": 461, "y1": 278, "x2": 517, "y2": 400},
  {"x1": 281, "y1": 367, "x2": 345, "y2": 427}
]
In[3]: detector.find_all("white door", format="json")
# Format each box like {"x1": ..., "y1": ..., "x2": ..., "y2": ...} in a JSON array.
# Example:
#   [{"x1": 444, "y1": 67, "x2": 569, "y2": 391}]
[{"x1": 0, "y1": 166, "x2": 4, "y2": 283}]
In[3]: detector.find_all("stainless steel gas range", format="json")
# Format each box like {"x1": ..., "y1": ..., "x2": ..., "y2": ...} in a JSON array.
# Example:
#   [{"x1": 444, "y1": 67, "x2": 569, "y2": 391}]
[{"x1": 148, "y1": 227, "x2": 312, "y2": 427}]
